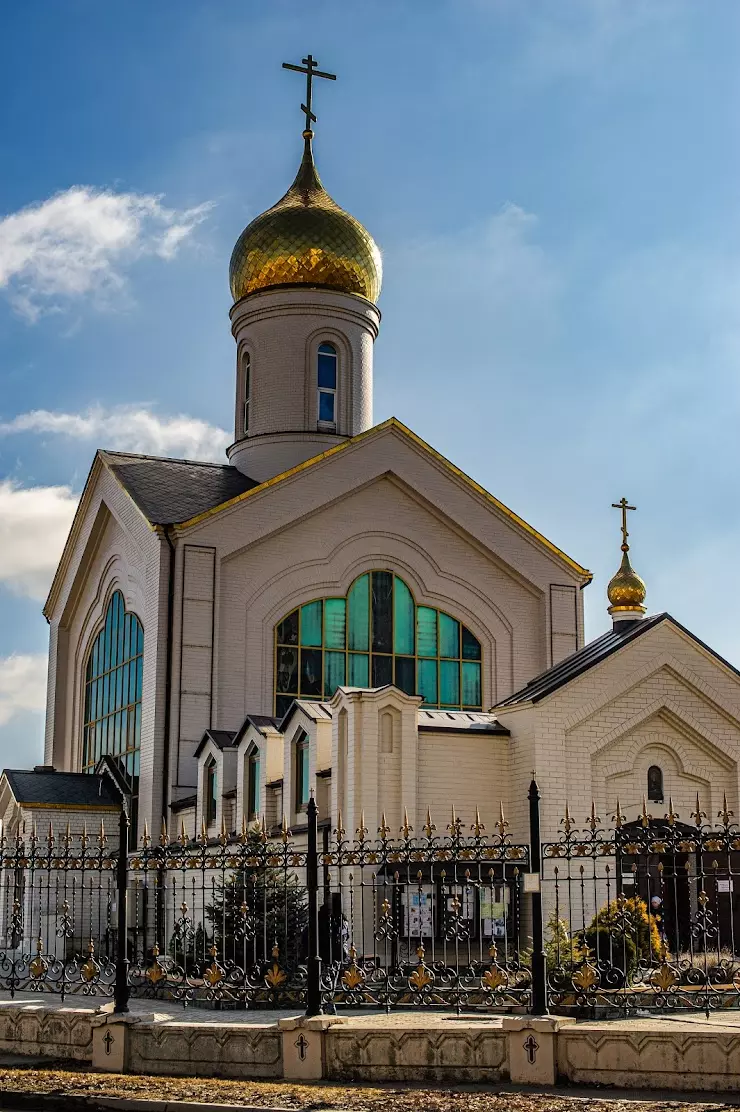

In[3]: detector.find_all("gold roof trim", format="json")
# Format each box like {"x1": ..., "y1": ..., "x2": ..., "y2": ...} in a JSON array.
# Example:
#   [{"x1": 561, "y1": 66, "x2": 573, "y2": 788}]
[{"x1": 179, "y1": 418, "x2": 592, "y2": 581}]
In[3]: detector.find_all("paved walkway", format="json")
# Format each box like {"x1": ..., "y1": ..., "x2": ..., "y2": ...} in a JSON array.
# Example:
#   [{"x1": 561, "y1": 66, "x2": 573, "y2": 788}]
[{"x1": 2, "y1": 991, "x2": 740, "y2": 1031}]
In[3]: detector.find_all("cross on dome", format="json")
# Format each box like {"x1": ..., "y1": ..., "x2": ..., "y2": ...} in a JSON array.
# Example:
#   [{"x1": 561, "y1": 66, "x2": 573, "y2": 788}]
[
  {"x1": 611, "y1": 497, "x2": 637, "y2": 553},
  {"x1": 607, "y1": 496, "x2": 646, "y2": 620},
  {"x1": 282, "y1": 54, "x2": 337, "y2": 138}
]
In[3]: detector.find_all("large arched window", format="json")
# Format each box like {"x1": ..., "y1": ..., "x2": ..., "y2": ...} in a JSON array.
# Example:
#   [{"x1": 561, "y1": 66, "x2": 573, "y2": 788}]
[
  {"x1": 274, "y1": 571, "x2": 482, "y2": 718},
  {"x1": 82, "y1": 591, "x2": 143, "y2": 833},
  {"x1": 317, "y1": 342, "x2": 337, "y2": 427}
]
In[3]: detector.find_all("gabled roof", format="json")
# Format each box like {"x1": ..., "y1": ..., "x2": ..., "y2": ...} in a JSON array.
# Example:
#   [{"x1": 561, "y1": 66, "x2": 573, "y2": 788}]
[
  {"x1": 103, "y1": 451, "x2": 258, "y2": 525},
  {"x1": 193, "y1": 729, "x2": 238, "y2": 760},
  {"x1": 2, "y1": 769, "x2": 121, "y2": 810},
  {"x1": 495, "y1": 612, "x2": 740, "y2": 708},
  {"x1": 173, "y1": 418, "x2": 591, "y2": 580},
  {"x1": 279, "y1": 700, "x2": 333, "y2": 733}
]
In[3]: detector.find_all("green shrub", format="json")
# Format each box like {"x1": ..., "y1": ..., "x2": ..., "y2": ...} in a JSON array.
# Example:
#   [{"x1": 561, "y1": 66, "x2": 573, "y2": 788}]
[
  {"x1": 583, "y1": 924, "x2": 637, "y2": 977},
  {"x1": 544, "y1": 913, "x2": 588, "y2": 971},
  {"x1": 588, "y1": 896, "x2": 662, "y2": 965}
]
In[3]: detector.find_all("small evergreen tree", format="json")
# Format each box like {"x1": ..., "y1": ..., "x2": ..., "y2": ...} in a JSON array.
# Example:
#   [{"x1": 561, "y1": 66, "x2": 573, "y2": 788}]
[
  {"x1": 204, "y1": 833, "x2": 308, "y2": 970},
  {"x1": 585, "y1": 895, "x2": 661, "y2": 976}
]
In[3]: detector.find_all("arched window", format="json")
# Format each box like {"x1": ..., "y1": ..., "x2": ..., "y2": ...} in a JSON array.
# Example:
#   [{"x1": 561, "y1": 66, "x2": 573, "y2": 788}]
[
  {"x1": 647, "y1": 765, "x2": 664, "y2": 802},
  {"x1": 242, "y1": 352, "x2": 252, "y2": 435},
  {"x1": 205, "y1": 758, "x2": 218, "y2": 826},
  {"x1": 274, "y1": 571, "x2": 482, "y2": 718},
  {"x1": 247, "y1": 748, "x2": 261, "y2": 821},
  {"x1": 82, "y1": 590, "x2": 143, "y2": 843},
  {"x1": 317, "y1": 342, "x2": 337, "y2": 428},
  {"x1": 295, "y1": 730, "x2": 310, "y2": 810}
]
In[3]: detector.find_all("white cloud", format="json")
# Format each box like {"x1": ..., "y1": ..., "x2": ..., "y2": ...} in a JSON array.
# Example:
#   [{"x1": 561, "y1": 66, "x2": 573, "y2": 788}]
[
  {"x1": 0, "y1": 406, "x2": 231, "y2": 463},
  {"x1": 0, "y1": 654, "x2": 47, "y2": 728},
  {"x1": 0, "y1": 480, "x2": 78, "y2": 600},
  {"x1": 0, "y1": 186, "x2": 212, "y2": 319}
]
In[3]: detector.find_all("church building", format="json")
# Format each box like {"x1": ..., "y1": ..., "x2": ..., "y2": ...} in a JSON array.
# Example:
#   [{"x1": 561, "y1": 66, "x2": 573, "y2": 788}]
[{"x1": 9, "y1": 58, "x2": 740, "y2": 861}]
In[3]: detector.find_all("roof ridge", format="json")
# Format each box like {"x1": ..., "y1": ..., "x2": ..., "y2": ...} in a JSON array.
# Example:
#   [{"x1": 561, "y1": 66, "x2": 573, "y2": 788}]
[
  {"x1": 102, "y1": 449, "x2": 235, "y2": 470},
  {"x1": 496, "y1": 612, "x2": 669, "y2": 707}
]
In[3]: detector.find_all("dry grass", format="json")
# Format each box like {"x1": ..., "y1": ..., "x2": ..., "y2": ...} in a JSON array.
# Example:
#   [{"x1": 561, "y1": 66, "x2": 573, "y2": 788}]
[{"x1": 0, "y1": 1066, "x2": 737, "y2": 1111}]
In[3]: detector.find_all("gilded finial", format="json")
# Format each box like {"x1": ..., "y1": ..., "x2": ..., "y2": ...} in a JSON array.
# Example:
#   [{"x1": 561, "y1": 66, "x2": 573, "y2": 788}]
[
  {"x1": 230, "y1": 56, "x2": 380, "y2": 305},
  {"x1": 607, "y1": 498, "x2": 646, "y2": 616}
]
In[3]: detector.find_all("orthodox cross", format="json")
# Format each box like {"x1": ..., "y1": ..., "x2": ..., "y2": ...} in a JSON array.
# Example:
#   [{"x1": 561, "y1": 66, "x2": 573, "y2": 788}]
[
  {"x1": 612, "y1": 497, "x2": 636, "y2": 551},
  {"x1": 523, "y1": 1033, "x2": 539, "y2": 1064},
  {"x1": 282, "y1": 54, "x2": 337, "y2": 133},
  {"x1": 294, "y1": 1033, "x2": 309, "y2": 1061}
]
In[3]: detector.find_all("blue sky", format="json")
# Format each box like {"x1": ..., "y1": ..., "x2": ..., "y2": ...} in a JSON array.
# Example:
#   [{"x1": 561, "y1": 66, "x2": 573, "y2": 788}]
[{"x1": 1, "y1": 0, "x2": 739, "y2": 766}]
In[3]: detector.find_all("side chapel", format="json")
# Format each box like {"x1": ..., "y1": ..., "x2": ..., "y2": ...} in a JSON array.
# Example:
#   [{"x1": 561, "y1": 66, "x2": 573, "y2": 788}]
[{"x1": 5, "y1": 57, "x2": 740, "y2": 882}]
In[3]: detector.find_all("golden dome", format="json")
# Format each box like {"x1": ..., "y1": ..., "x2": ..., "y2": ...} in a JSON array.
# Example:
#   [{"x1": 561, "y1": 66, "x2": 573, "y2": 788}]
[
  {"x1": 607, "y1": 551, "x2": 647, "y2": 613},
  {"x1": 229, "y1": 137, "x2": 382, "y2": 304}
]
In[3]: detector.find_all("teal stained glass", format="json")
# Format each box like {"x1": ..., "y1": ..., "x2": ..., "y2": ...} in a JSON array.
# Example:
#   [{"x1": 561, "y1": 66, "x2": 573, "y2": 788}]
[
  {"x1": 462, "y1": 661, "x2": 481, "y2": 707},
  {"x1": 82, "y1": 590, "x2": 143, "y2": 847},
  {"x1": 275, "y1": 572, "x2": 482, "y2": 712},
  {"x1": 439, "y1": 613, "x2": 460, "y2": 659},
  {"x1": 347, "y1": 574, "x2": 370, "y2": 650},
  {"x1": 417, "y1": 607, "x2": 438, "y2": 657},
  {"x1": 300, "y1": 601, "x2": 323, "y2": 647},
  {"x1": 439, "y1": 660, "x2": 460, "y2": 705},
  {"x1": 324, "y1": 598, "x2": 346, "y2": 649},
  {"x1": 348, "y1": 652, "x2": 369, "y2": 687},
  {"x1": 418, "y1": 659, "x2": 438, "y2": 704},
  {"x1": 324, "y1": 650, "x2": 346, "y2": 696},
  {"x1": 393, "y1": 577, "x2": 414, "y2": 655}
]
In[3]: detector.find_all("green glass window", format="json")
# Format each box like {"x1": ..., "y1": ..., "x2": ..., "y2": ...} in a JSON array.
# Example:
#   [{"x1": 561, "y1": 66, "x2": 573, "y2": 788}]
[
  {"x1": 247, "y1": 750, "x2": 260, "y2": 820},
  {"x1": 393, "y1": 578, "x2": 414, "y2": 656},
  {"x1": 274, "y1": 573, "x2": 483, "y2": 713},
  {"x1": 324, "y1": 598, "x2": 346, "y2": 649},
  {"x1": 347, "y1": 574, "x2": 369, "y2": 650},
  {"x1": 205, "y1": 758, "x2": 218, "y2": 826},
  {"x1": 82, "y1": 591, "x2": 142, "y2": 844},
  {"x1": 295, "y1": 730, "x2": 310, "y2": 809}
]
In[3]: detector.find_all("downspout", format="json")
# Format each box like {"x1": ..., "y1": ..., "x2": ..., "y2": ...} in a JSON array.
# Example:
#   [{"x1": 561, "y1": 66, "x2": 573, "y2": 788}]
[{"x1": 161, "y1": 525, "x2": 177, "y2": 825}]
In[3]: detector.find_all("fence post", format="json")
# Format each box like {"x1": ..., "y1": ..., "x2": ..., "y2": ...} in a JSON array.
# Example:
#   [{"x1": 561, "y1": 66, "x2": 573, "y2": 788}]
[
  {"x1": 305, "y1": 793, "x2": 322, "y2": 1016},
  {"x1": 528, "y1": 777, "x2": 548, "y2": 1015},
  {"x1": 114, "y1": 800, "x2": 131, "y2": 1015}
]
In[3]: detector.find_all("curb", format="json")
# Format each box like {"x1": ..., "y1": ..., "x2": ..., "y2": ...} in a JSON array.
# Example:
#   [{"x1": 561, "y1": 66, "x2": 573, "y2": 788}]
[{"x1": 0, "y1": 1095, "x2": 301, "y2": 1112}]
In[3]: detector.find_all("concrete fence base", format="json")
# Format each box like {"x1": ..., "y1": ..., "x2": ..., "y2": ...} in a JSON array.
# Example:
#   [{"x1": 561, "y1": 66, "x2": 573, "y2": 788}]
[{"x1": 3, "y1": 1001, "x2": 740, "y2": 1092}]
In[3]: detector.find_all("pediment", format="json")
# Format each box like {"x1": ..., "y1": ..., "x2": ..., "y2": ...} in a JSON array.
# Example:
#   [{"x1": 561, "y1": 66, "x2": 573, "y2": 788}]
[{"x1": 180, "y1": 418, "x2": 590, "y2": 596}]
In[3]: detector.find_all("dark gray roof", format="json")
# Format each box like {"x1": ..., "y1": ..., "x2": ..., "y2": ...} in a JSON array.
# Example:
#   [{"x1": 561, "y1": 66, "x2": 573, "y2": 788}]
[
  {"x1": 171, "y1": 793, "x2": 197, "y2": 813},
  {"x1": 193, "y1": 729, "x2": 238, "y2": 760},
  {"x1": 496, "y1": 613, "x2": 670, "y2": 707},
  {"x1": 233, "y1": 714, "x2": 282, "y2": 745},
  {"x1": 3, "y1": 770, "x2": 121, "y2": 809},
  {"x1": 104, "y1": 451, "x2": 258, "y2": 525}
]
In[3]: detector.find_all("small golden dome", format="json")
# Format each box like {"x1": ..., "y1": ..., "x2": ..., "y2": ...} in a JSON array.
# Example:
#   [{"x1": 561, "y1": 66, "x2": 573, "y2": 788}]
[
  {"x1": 607, "y1": 551, "x2": 647, "y2": 613},
  {"x1": 229, "y1": 138, "x2": 382, "y2": 304}
]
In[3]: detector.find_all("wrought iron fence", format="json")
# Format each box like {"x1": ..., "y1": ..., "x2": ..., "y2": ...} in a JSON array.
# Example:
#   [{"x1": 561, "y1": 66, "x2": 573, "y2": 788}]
[
  {"x1": 0, "y1": 801, "x2": 529, "y2": 1014},
  {"x1": 3, "y1": 783, "x2": 740, "y2": 1017},
  {"x1": 541, "y1": 796, "x2": 740, "y2": 1016}
]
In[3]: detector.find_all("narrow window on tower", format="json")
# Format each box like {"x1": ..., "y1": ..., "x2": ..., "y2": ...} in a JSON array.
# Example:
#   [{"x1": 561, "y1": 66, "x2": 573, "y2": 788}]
[
  {"x1": 242, "y1": 352, "x2": 251, "y2": 435},
  {"x1": 205, "y1": 758, "x2": 218, "y2": 826},
  {"x1": 247, "y1": 749, "x2": 260, "y2": 821},
  {"x1": 317, "y1": 342, "x2": 337, "y2": 429},
  {"x1": 295, "y1": 729, "x2": 310, "y2": 811}
]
